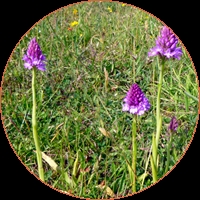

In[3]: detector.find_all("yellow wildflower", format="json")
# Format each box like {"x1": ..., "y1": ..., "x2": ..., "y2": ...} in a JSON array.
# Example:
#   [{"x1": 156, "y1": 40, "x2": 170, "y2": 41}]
[
  {"x1": 107, "y1": 7, "x2": 112, "y2": 12},
  {"x1": 70, "y1": 21, "x2": 78, "y2": 27},
  {"x1": 80, "y1": 34, "x2": 83, "y2": 37},
  {"x1": 73, "y1": 9, "x2": 78, "y2": 15},
  {"x1": 122, "y1": 4, "x2": 126, "y2": 7}
]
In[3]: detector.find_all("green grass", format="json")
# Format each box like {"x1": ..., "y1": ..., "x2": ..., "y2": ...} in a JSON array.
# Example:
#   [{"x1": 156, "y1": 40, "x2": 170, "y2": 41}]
[{"x1": 1, "y1": 2, "x2": 199, "y2": 198}]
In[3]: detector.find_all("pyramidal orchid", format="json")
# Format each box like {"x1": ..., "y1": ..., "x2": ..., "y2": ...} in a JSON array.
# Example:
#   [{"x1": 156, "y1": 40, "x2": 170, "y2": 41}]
[
  {"x1": 122, "y1": 83, "x2": 151, "y2": 115},
  {"x1": 122, "y1": 83, "x2": 150, "y2": 192},
  {"x1": 168, "y1": 116, "x2": 178, "y2": 132},
  {"x1": 23, "y1": 38, "x2": 46, "y2": 181},
  {"x1": 23, "y1": 37, "x2": 46, "y2": 71},
  {"x1": 148, "y1": 26, "x2": 182, "y2": 182},
  {"x1": 165, "y1": 116, "x2": 178, "y2": 173},
  {"x1": 148, "y1": 26, "x2": 182, "y2": 60}
]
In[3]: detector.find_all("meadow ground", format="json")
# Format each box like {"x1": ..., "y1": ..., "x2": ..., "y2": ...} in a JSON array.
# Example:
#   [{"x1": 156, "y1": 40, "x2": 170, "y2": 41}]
[{"x1": 1, "y1": 1, "x2": 199, "y2": 199}]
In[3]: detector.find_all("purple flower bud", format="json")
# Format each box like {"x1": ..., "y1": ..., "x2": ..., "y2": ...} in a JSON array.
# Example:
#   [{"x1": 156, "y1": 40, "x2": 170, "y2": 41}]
[
  {"x1": 122, "y1": 84, "x2": 150, "y2": 115},
  {"x1": 168, "y1": 116, "x2": 178, "y2": 132},
  {"x1": 148, "y1": 26, "x2": 182, "y2": 60},
  {"x1": 23, "y1": 38, "x2": 46, "y2": 71},
  {"x1": 169, "y1": 37, "x2": 175, "y2": 44},
  {"x1": 166, "y1": 42, "x2": 171, "y2": 48}
]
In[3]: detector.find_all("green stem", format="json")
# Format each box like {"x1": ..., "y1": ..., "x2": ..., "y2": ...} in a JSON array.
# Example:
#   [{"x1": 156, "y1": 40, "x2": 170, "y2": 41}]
[
  {"x1": 131, "y1": 115, "x2": 137, "y2": 192},
  {"x1": 151, "y1": 133, "x2": 157, "y2": 182},
  {"x1": 32, "y1": 67, "x2": 44, "y2": 181},
  {"x1": 152, "y1": 59, "x2": 165, "y2": 182},
  {"x1": 156, "y1": 60, "x2": 165, "y2": 147}
]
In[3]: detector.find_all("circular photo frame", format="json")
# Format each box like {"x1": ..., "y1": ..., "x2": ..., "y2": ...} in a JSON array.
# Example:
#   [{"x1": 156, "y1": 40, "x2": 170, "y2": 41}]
[{"x1": 1, "y1": 1, "x2": 199, "y2": 199}]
